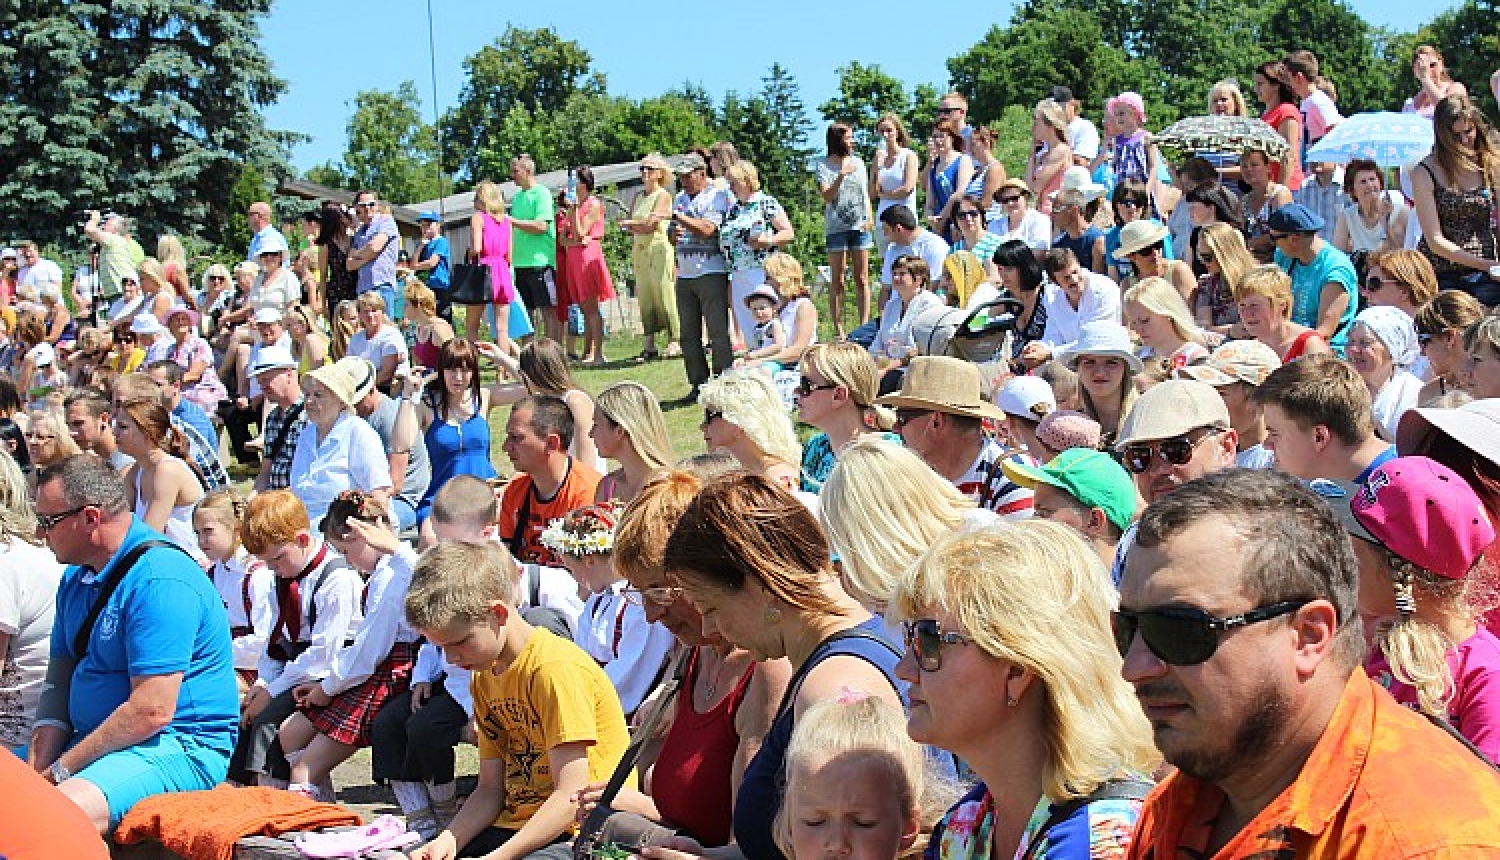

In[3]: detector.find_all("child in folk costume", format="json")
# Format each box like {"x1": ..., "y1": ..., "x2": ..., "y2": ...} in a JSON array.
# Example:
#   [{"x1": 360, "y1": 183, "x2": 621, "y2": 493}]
[
  {"x1": 279, "y1": 491, "x2": 421, "y2": 802},
  {"x1": 192, "y1": 488, "x2": 275, "y2": 692},
  {"x1": 231, "y1": 490, "x2": 363, "y2": 788},
  {"x1": 542, "y1": 503, "x2": 674, "y2": 717}
]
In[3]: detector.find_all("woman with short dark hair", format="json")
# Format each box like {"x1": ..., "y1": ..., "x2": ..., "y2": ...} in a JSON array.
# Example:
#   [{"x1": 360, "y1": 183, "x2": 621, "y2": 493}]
[{"x1": 1334, "y1": 159, "x2": 1409, "y2": 255}]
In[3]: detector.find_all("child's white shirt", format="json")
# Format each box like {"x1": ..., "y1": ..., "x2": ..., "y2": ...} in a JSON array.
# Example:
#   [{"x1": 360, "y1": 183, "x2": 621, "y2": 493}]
[
  {"x1": 256, "y1": 543, "x2": 364, "y2": 697},
  {"x1": 322, "y1": 544, "x2": 422, "y2": 696},
  {"x1": 210, "y1": 546, "x2": 276, "y2": 671},
  {"x1": 574, "y1": 581, "x2": 675, "y2": 714}
]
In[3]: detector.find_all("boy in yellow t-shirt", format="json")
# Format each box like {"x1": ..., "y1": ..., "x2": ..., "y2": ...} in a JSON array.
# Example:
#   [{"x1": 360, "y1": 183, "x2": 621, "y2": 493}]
[{"x1": 406, "y1": 541, "x2": 629, "y2": 860}]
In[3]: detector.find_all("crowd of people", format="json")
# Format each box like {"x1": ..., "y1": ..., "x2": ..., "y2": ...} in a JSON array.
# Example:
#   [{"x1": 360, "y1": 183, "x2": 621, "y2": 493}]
[{"x1": 4, "y1": 40, "x2": 1500, "y2": 860}]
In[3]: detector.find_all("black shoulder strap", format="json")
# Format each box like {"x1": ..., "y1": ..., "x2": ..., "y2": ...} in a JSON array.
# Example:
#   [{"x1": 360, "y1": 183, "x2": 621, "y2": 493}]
[
  {"x1": 595, "y1": 647, "x2": 691, "y2": 809},
  {"x1": 1422, "y1": 709, "x2": 1500, "y2": 773},
  {"x1": 74, "y1": 540, "x2": 191, "y2": 659},
  {"x1": 506, "y1": 479, "x2": 534, "y2": 560},
  {"x1": 303, "y1": 556, "x2": 347, "y2": 637},
  {"x1": 773, "y1": 627, "x2": 902, "y2": 724},
  {"x1": 1020, "y1": 778, "x2": 1155, "y2": 860},
  {"x1": 527, "y1": 564, "x2": 542, "y2": 609},
  {"x1": 266, "y1": 401, "x2": 305, "y2": 462}
]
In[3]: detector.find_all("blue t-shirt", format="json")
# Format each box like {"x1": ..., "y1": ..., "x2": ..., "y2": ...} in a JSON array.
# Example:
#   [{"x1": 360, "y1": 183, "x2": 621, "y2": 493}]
[
  {"x1": 420, "y1": 236, "x2": 450, "y2": 290},
  {"x1": 1354, "y1": 445, "x2": 1399, "y2": 485},
  {"x1": 173, "y1": 399, "x2": 217, "y2": 452},
  {"x1": 1053, "y1": 227, "x2": 1106, "y2": 273},
  {"x1": 52, "y1": 519, "x2": 239, "y2": 752},
  {"x1": 1276, "y1": 243, "x2": 1357, "y2": 354}
]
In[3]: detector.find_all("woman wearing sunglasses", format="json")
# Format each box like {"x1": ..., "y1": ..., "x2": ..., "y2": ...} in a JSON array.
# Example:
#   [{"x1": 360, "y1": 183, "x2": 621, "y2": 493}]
[
  {"x1": 1362, "y1": 249, "x2": 1439, "y2": 323},
  {"x1": 1193, "y1": 223, "x2": 1256, "y2": 331},
  {"x1": 650, "y1": 472, "x2": 904, "y2": 860},
  {"x1": 894, "y1": 522, "x2": 1158, "y2": 860},
  {"x1": 794, "y1": 342, "x2": 896, "y2": 494},
  {"x1": 698, "y1": 369, "x2": 802, "y2": 493},
  {"x1": 1412, "y1": 291, "x2": 1486, "y2": 405},
  {"x1": 1345, "y1": 306, "x2": 1423, "y2": 440}
]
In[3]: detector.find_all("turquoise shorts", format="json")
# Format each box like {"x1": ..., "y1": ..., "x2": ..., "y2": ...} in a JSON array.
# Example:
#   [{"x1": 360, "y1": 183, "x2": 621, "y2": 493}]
[{"x1": 73, "y1": 732, "x2": 230, "y2": 829}]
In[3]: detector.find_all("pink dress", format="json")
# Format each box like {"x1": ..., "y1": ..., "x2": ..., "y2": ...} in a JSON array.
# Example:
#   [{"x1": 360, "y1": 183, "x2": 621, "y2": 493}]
[
  {"x1": 480, "y1": 212, "x2": 514, "y2": 304},
  {"x1": 559, "y1": 196, "x2": 615, "y2": 304}
]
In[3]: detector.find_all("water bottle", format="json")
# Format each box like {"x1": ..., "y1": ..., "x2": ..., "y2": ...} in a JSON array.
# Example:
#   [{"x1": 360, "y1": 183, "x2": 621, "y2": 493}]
[{"x1": 565, "y1": 169, "x2": 578, "y2": 206}]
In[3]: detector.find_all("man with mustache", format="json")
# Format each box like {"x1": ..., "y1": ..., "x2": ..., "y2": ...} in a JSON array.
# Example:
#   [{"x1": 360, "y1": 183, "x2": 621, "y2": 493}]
[{"x1": 1118, "y1": 469, "x2": 1500, "y2": 859}]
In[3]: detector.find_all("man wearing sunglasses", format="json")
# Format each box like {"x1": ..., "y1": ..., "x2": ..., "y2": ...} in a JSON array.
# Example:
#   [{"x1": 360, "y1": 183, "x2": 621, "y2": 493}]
[
  {"x1": 1119, "y1": 468, "x2": 1500, "y2": 858},
  {"x1": 347, "y1": 189, "x2": 401, "y2": 318}
]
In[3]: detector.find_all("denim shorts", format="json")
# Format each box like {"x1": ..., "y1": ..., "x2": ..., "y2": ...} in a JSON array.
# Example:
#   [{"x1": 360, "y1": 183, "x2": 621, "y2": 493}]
[{"x1": 826, "y1": 229, "x2": 874, "y2": 254}]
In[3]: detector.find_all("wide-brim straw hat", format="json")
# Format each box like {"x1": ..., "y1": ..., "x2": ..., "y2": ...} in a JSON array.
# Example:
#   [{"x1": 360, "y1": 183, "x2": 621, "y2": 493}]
[
  {"x1": 1112, "y1": 220, "x2": 1171, "y2": 261},
  {"x1": 874, "y1": 356, "x2": 1007, "y2": 421}
]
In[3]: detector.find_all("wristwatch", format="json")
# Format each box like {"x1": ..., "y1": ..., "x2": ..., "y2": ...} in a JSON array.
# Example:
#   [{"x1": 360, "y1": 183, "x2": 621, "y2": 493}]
[{"x1": 50, "y1": 760, "x2": 72, "y2": 784}]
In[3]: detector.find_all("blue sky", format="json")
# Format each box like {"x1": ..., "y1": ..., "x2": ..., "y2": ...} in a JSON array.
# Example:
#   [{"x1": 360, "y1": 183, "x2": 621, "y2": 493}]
[{"x1": 262, "y1": 0, "x2": 1443, "y2": 173}]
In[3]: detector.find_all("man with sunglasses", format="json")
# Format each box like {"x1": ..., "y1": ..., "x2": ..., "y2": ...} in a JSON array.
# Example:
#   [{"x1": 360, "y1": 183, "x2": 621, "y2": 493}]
[
  {"x1": 1119, "y1": 468, "x2": 1500, "y2": 859},
  {"x1": 28, "y1": 456, "x2": 237, "y2": 834},
  {"x1": 245, "y1": 201, "x2": 287, "y2": 263},
  {"x1": 347, "y1": 189, "x2": 401, "y2": 318}
]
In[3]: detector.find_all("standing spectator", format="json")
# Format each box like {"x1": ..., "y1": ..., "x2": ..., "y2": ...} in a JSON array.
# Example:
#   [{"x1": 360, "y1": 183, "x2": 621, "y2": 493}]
[
  {"x1": 1208, "y1": 78, "x2": 1250, "y2": 117},
  {"x1": 1294, "y1": 162, "x2": 1344, "y2": 242},
  {"x1": 347, "y1": 189, "x2": 401, "y2": 317},
  {"x1": 559, "y1": 166, "x2": 614, "y2": 366},
  {"x1": 1052, "y1": 85, "x2": 1101, "y2": 166},
  {"x1": 0, "y1": 449, "x2": 62, "y2": 757},
  {"x1": 468, "y1": 179, "x2": 516, "y2": 350},
  {"x1": 1268, "y1": 204, "x2": 1358, "y2": 353},
  {"x1": 1108, "y1": 92, "x2": 1163, "y2": 194},
  {"x1": 316, "y1": 205, "x2": 357, "y2": 314},
  {"x1": 1241, "y1": 149, "x2": 1296, "y2": 263},
  {"x1": 673, "y1": 154, "x2": 733, "y2": 399},
  {"x1": 1404, "y1": 45, "x2": 1467, "y2": 118},
  {"x1": 817, "y1": 123, "x2": 875, "y2": 337},
  {"x1": 509, "y1": 154, "x2": 560, "y2": 343},
  {"x1": 1002, "y1": 449, "x2": 1137, "y2": 566},
  {"x1": 15, "y1": 242, "x2": 62, "y2": 299},
  {"x1": 1283, "y1": 50, "x2": 1343, "y2": 152},
  {"x1": 624, "y1": 154, "x2": 680, "y2": 361},
  {"x1": 1254, "y1": 61, "x2": 1305, "y2": 192},
  {"x1": 1334, "y1": 159, "x2": 1410, "y2": 255},
  {"x1": 937, "y1": 91, "x2": 972, "y2": 141},
  {"x1": 1411, "y1": 96, "x2": 1500, "y2": 304},
  {"x1": 346, "y1": 292, "x2": 409, "y2": 394},
  {"x1": 965, "y1": 125, "x2": 1008, "y2": 210},
  {"x1": 29, "y1": 456, "x2": 236, "y2": 834},
  {"x1": 246, "y1": 201, "x2": 287, "y2": 262},
  {"x1": 871, "y1": 113, "x2": 920, "y2": 259},
  {"x1": 925, "y1": 122, "x2": 972, "y2": 242},
  {"x1": 410, "y1": 212, "x2": 451, "y2": 322},
  {"x1": 155, "y1": 236, "x2": 195, "y2": 309},
  {"x1": 1026, "y1": 99, "x2": 1073, "y2": 212},
  {"x1": 248, "y1": 346, "x2": 304, "y2": 494},
  {"x1": 720, "y1": 161, "x2": 795, "y2": 346},
  {"x1": 83, "y1": 211, "x2": 140, "y2": 305}
]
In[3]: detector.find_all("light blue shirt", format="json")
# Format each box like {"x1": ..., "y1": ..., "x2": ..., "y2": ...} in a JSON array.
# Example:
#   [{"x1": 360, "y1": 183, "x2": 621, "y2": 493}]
[{"x1": 353, "y1": 214, "x2": 400, "y2": 294}]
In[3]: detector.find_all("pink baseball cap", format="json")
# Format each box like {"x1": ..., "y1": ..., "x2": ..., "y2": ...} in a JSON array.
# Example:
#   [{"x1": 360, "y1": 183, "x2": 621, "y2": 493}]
[{"x1": 1351, "y1": 456, "x2": 1496, "y2": 580}]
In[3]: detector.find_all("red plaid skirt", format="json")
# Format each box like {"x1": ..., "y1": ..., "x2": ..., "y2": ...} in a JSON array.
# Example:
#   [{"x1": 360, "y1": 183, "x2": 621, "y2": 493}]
[{"x1": 308, "y1": 641, "x2": 418, "y2": 747}]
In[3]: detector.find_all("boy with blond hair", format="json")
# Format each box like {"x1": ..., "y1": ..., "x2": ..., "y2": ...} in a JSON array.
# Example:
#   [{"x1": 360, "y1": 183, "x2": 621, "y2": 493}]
[{"x1": 406, "y1": 542, "x2": 628, "y2": 860}]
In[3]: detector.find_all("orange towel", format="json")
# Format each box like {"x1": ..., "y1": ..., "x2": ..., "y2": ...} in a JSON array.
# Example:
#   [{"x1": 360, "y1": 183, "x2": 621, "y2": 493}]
[{"x1": 115, "y1": 785, "x2": 362, "y2": 860}]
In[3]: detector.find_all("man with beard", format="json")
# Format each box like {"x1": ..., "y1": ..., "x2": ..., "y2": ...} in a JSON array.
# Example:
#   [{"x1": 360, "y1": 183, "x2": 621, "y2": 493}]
[
  {"x1": 1108, "y1": 379, "x2": 1237, "y2": 584},
  {"x1": 1118, "y1": 469, "x2": 1500, "y2": 859}
]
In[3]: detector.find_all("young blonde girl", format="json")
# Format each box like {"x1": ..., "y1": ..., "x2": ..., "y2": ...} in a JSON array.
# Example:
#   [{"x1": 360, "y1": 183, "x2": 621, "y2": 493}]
[
  {"x1": 1123, "y1": 276, "x2": 1210, "y2": 370},
  {"x1": 278, "y1": 490, "x2": 421, "y2": 801},
  {"x1": 540, "y1": 503, "x2": 674, "y2": 717},
  {"x1": 775, "y1": 693, "x2": 956, "y2": 860},
  {"x1": 193, "y1": 489, "x2": 275, "y2": 692},
  {"x1": 329, "y1": 299, "x2": 358, "y2": 362}
]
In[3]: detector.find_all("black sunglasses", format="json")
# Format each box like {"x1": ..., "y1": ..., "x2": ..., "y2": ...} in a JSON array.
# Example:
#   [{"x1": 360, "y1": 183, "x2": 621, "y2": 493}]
[
  {"x1": 893, "y1": 408, "x2": 932, "y2": 429},
  {"x1": 36, "y1": 505, "x2": 92, "y2": 533},
  {"x1": 1363, "y1": 276, "x2": 1394, "y2": 292},
  {"x1": 903, "y1": 619, "x2": 972, "y2": 671},
  {"x1": 956, "y1": 209, "x2": 983, "y2": 219},
  {"x1": 1112, "y1": 600, "x2": 1311, "y2": 665},
  {"x1": 1121, "y1": 428, "x2": 1220, "y2": 474},
  {"x1": 997, "y1": 194, "x2": 1024, "y2": 204},
  {"x1": 700, "y1": 409, "x2": 722, "y2": 428},
  {"x1": 796, "y1": 378, "x2": 839, "y2": 398},
  {"x1": 1417, "y1": 332, "x2": 1437, "y2": 346}
]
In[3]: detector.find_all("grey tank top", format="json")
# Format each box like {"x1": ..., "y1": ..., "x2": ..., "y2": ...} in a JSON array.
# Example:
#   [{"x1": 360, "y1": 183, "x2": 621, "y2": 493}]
[{"x1": 368, "y1": 394, "x2": 431, "y2": 505}]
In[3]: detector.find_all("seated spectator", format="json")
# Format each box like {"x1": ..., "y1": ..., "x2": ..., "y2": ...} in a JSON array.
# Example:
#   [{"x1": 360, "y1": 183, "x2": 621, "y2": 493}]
[
  {"x1": 226, "y1": 308, "x2": 293, "y2": 465},
  {"x1": 738, "y1": 253, "x2": 818, "y2": 372},
  {"x1": 699, "y1": 370, "x2": 803, "y2": 493},
  {"x1": 986, "y1": 177, "x2": 1051, "y2": 253},
  {"x1": 1234, "y1": 264, "x2": 1332, "y2": 362},
  {"x1": 403, "y1": 542, "x2": 629, "y2": 860},
  {"x1": 1003, "y1": 448, "x2": 1136, "y2": 567},
  {"x1": 795, "y1": 342, "x2": 897, "y2": 494},
  {"x1": 347, "y1": 291, "x2": 409, "y2": 394},
  {"x1": 284, "y1": 302, "x2": 329, "y2": 372},
  {"x1": 113, "y1": 396, "x2": 206, "y2": 565},
  {"x1": 1033, "y1": 409, "x2": 1101, "y2": 461},
  {"x1": 160, "y1": 306, "x2": 225, "y2": 415},
  {"x1": 0, "y1": 748, "x2": 109, "y2": 858},
  {"x1": 30, "y1": 455, "x2": 236, "y2": 833},
  {"x1": 1413, "y1": 291, "x2": 1486, "y2": 405},
  {"x1": 289, "y1": 362, "x2": 394, "y2": 527},
  {"x1": 992, "y1": 239, "x2": 1049, "y2": 364},
  {"x1": 497, "y1": 395, "x2": 603, "y2": 567},
  {"x1": 1124, "y1": 276, "x2": 1211, "y2": 369},
  {"x1": 1347, "y1": 306, "x2": 1423, "y2": 440},
  {"x1": 1061, "y1": 321, "x2": 1142, "y2": 449},
  {"x1": 23, "y1": 408, "x2": 79, "y2": 477},
  {"x1": 1464, "y1": 317, "x2": 1500, "y2": 399},
  {"x1": 877, "y1": 356, "x2": 1033, "y2": 518},
  {"x1": 476, "y1": 338, "x2": 601, "y2": 470},
  {"x1": 895, "y1": 523, "x2": 1157, "y2": 860},
  {"x1": 338, "y1": 357, "x2": 429, "y2": 533},
  {"x1": 1193, "y1": 223, "x2": 1256, "y2": 331},
  {"x1": 1179, "y1": 339, "x2": 1283, "y2": 468},
  {"x1": 0, "y1": 449, "x2": 62, "y2": 757},
  {"x1": 870, "y1": 256, "x2": 945, "y2": 378},
  {"x1": 1363, "y1": 249, "x2": 1440, "y2": 324},
  {"x1": 1115, "y1": 377, "x2": 1238, "y2": 508},
  {"x1": 1115, "y1": 219, "x2": 1197, "y2": 302},
  {"x1": 246, "y1": 346, "x2": 305, "y2": 493},
  {"x1": 1255, "y1": 353, "x2": 1395, "y2": 483},
  {"x1": 591, "y1": 381, "x2": 674, "y2": 504},
  {"x1": 873, "y1": 205, "x2": 950, "y2": 340},
  {"x1": 63, "y1": 387, "x2": 131, "y2": 472},
  {"x1": 1121, "y1": 469, "x2": 1500, "y2": 858},
  {"x1": 1105, "y1": 180, "x2": 1174, "y2": 282},
  {"x1": 191, "y1": 488, "x2": 272, "y2": 694},
  {"x1": 1334, "y1": 158, "x2": 1409, "y2": 255},
  {"x1": 1020, "y1": 247, "x2": 1121, "y2": 369},
  {"x1": 113, "y1": 371, "x2": 228, "y2": 492},
  {"x1": 1049, "y1": 172, "x2": 1108, "y2": 273},
  {"x1": 1269, "y1": 204, "x2": 1358, "y2": 353}
]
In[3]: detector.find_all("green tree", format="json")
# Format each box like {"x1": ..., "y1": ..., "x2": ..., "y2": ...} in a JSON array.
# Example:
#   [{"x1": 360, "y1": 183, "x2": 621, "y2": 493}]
[
  {"x1": 333, "y1": 81, "x2": 442, "y2": 205},
  {"x1": 1258, "y1": 0, "x2": 1399, "y2": 113},
  {"x1": 819, "y1": 62, "x2": 911, "y2": 151},
  {"x1": 0, "y1": 0, "x2": 291, "y2": 248},
  {"x1": 440, "y1": 26, "x2": 605, "y2": 181}
]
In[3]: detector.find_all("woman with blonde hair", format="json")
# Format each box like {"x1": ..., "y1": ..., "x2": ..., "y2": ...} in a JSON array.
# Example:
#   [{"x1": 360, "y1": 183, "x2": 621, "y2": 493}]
[
  {"x1": 156, "y1": 235, "x2": 196, "y2": 308},
  {"x1": 200, "y1": 262, "x2": 233, "y2": 334},
  {"x1": 1193, "y1": 223, "x2": 1256, "y2": 329},
  {"x1": 1124, "y1": 276, "x2": 1210, "y2": 369},
  {"x1": 894, "y1": 523, "x2": 1158, "y2": 860},
  {"x1": 404, "y1": 280, "x2": 453, "y2": 373},
  {"x1": 468, "y1": 179, "x2": 516, "y2": 348},
  {"x1": 1234, "y1": 264, "x2": 1331, "y2": 362},
  {"x1": 698, "y1": 369, "x2": 801, "y2": 491},
  {"x1": 1207, "y1": 78, "x2": 1250, "y2": 117},
  {"x1": 1404, "y1": 45, "x2": 1467, "y2": 118},
  {"x1": 0, "y1": 448, "x2": 63, "y2": 756},
  {"x1": 720, "y1": 160, "x2": 796, "y2": 344},
  {"x1": 821, "y1": 438, "x2": 998, "y2": 621},
  {"x1": 740, "y1": 252, "x2": 818, "y2": 371},
  {"x1": 795, "y1": 342, "x2": 895, "y2": 492},
  {"x1": 115, "y1": 396, "x2": 207, "y2": 562},
  {"x1": 1462, "y1": 316, "x2": 1500, "y2": 399},
  {"x1": 1413, "y1": 290, "x2": 1485, "y2": 403},
  {"x1": 1363, "y1": 249, "x2": 1439, "y2": 319},
  {"x1": 23, "y1": 410, "x2": 79, "y2": 481},
  {"x1": 284, "y1": 303, "x2": 329, "y2": 373},
  {"x1": 1026, "y1": 99, "x2": 1072, "y2": 213},
  {"x1": 624, "y1": 154, "x2": 681, "y2": 360},
  {"x1": 137, "y1": 258, "x2": 176, "y2": 321},
  {"x1": 328, "y1": 299, "x2": 357, "y2": 362},
  {"x1": 591, "y1": 380, "x2": 673, "y2": 503},
  {"x1": 1064, "y1": 322, "x2": 1143, "y2": 449}
]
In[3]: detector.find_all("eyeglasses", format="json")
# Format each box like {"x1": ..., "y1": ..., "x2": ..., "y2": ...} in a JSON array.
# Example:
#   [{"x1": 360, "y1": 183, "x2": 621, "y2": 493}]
[
  {"x1": 1268, "y1": 232, "x2": 1293, "y2": 241},
  {"x1": 937, "y1": 106, "x2": 959, "y2": 115},
  {"x1": 638, "y1": 166, "x2": 656, "y2": 174},
  {"x1": 1112, "y1": 600, "x2": 1311, "y2": 665},
  {"x1": 622, "y1": 586, "x2": 683, "y2": 607},
  {"x1": 902, "y1": 619, "x2": 972, "y2": 671},
  {"x1": 1117, "y1": 200, "x2": 1144, "y2": 210},
  {"x1": 1363, "y1": 276, "x2": 1395, "y2": 293},
  {"x1": 997, "y1": 195, "x2": 1024, "y2": 205},
  {"x1": 956, "y1": 209, "x2": 983, "y2": 219},
  {"x1": 1120, "y1": 428, "x2": 1221, "y2": 474},
  {"x1": 208, "y1": 275, "x2": 226, "y2": 282},
  {"x1": 353, "y1": 200, "x2": 378, "y2": 209},
  {"x1": 1128, "y1": 242, "x2": 1165, "y2": 258},
  {"x1": 1197, "y1": 252, "x2": 1216, "y2": 264},
  {"x1": 700, "y1": 410, "x2": 722, "y2": 428},
  {"x1": 893, "y1": 409, "x2": 932, "y2": 430},
  {"x1": 35, "y1": 505, "x2": 92, "y2": 533},
  {"x1": 796, "y1": 378, "x2": 839, "y2": 398}
]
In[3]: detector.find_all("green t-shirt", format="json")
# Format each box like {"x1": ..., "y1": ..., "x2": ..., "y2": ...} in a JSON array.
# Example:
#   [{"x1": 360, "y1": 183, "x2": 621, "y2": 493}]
[
  {"x1": 510, "y1": 184, "x2": 557, "y2": 269},
  {"x1": 95, "y1": 233, "x2": 134, "y2": 300}
]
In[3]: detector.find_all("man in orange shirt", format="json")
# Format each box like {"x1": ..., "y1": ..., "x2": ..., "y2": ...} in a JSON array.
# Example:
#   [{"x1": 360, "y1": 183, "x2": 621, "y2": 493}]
[
  {"x1": 1119, "y1": 469, "x2": 1500, "y2": 860},
  {"x1": 497, "y1": 395, "x2": 601, "y2": 567}
]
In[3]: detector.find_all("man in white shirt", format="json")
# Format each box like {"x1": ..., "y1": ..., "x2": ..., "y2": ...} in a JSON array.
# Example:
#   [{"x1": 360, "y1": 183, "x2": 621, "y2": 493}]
[
  {"x1": 1020, "y1": 248, "x2": 1122, "y2": 367},
  {"x1": 16, "y1": 241, "x2": 63, "y2": 296},
  {"x1": 1284, "y1": 50, "x2": 1342, "y2": 145},
  {"x1": 246, "y1": 201, "x2": 287, "y2": 262},
  {"x1": 879, "y1": 205, "x2": 949, "y2": 289},
  {"x1": 1051, "y1": 86, "x2": 1100, "y2": 166}
]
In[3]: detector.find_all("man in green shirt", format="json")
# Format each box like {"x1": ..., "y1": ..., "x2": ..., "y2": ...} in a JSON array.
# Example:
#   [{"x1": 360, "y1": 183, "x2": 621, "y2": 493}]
[
  {"x1": 509, "y1": 155, "x2": 559, "y2": 343},
  {"x1": 83, "y1": 211, "x2": 145, "y2": 305}
]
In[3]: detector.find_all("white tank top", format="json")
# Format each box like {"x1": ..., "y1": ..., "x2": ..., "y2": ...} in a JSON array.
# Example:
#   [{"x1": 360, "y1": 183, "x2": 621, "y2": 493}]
[
  {"x1": 134, "y1": 456, "x2": 207, "y2": 565},
  {"x1": 876, "y1": 148, "x2": 918, "y2": 218}
]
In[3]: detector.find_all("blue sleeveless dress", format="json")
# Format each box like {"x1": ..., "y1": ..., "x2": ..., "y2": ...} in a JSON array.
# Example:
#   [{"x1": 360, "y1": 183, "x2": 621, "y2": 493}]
[
  {"x1": 732, "y1": 617, "x2": 903, "y2": 860},
  {"x1": 415, "y1": 394, "x2": 497, "y2": 522}
]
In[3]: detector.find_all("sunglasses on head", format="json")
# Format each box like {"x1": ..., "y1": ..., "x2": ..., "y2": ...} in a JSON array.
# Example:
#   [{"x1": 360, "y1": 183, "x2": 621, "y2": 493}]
[
  {"x1": 1121, "y1": 427, "x2": 1220, "y2": 474},
  {"x1": 902, "y1": 619, "x2": 971, "y2": 671},
  {"x1": 1112, "y1": 600, "x2": 1311, "y2": 665}
]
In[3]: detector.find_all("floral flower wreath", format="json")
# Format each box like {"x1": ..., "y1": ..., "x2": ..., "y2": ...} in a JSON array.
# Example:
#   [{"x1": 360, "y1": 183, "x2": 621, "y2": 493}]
[{"x1": 539, "y1": 502, "x2": 623, "y2": 557}]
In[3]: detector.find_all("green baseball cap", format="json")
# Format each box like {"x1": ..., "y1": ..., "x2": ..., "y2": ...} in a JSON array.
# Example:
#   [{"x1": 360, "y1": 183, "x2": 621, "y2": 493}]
[{"x1": 1002, "y1": 448, "x2": 1137, "y2": 532}]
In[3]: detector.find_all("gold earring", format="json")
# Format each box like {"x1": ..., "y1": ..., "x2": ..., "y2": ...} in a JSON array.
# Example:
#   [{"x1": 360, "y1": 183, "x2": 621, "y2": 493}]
[
  {"x1": 765, "y1": 605, "x2": 782, "y2": 625},
  {"x1": 1006, "y1": 696, "x2": 1019, "y2": 708}
]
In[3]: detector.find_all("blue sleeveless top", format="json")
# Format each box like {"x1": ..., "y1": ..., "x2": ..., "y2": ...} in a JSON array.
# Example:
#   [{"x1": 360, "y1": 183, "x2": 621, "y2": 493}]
[
  {"x1": 415, "y1": 394, "x2": 497, "y2": 521},
  {"x1": 732, "y1": 616, "x2": 903, "y2": 860}
]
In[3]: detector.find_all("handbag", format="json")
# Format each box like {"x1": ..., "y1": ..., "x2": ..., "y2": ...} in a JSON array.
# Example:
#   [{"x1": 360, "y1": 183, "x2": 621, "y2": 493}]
[{"x1": 449, "y1": 262, "x2": 492, "y2": 305}]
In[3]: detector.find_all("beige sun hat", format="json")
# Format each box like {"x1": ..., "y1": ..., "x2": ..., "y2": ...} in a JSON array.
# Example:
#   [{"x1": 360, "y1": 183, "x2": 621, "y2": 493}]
[
  {"x1": 874, "y1": 356, "x2": 1007, "y2": 422},
  {"x1": 1112, "y1": 220, "x2": 1171, "y2": 261}
]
